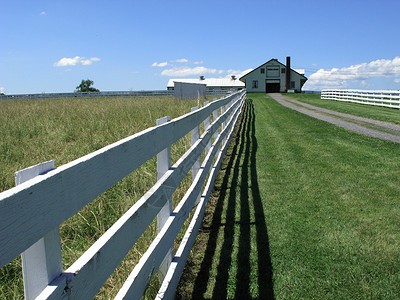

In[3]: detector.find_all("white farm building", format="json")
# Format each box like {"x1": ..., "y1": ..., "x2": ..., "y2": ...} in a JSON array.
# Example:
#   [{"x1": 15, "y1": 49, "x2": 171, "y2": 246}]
[
  {"x1": 167, "y1": 76, "x2": 245, "y2": 92},
  {"x1": 239, "y1": 57, "x2": 307, "y2": 93}
]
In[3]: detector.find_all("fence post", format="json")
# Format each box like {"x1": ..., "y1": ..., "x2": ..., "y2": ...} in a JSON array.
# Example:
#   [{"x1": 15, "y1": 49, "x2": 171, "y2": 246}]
[
  {"x1": 156, "y1": 116, "x2": 173, "y2": 283},
  {"x1": 213, "y1": 107, "x2": 219, "y2": 143},
  {"x1": 221, "y1": 104, "x2": 226, "y2": 144},
  {"x1": 203, "y1": 101, "x2": 211, "y2": 154},
  {"x1": 15, "y1": 160, "x2": 63, "y2": 300},
  {"x1": 191, "y1": 107, "x2": 201, "y2": 205}
]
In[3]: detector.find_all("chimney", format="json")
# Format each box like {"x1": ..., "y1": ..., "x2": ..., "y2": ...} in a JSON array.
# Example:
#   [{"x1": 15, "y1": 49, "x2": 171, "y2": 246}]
[
  {"x1": 200, "y1": 76, "x2": 205, "y2": 80},
  {"x1": 286, "y1": 56, "x2": 291, "y2": 92},
  {"x1": 231, "y1": 75, "x2": 236, "y2": 80}
]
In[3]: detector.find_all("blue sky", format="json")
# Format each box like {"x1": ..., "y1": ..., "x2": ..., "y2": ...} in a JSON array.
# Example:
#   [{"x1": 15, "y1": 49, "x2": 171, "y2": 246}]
[{"x1": 1, "y1": 0, "x2": 400, "y2": 94}]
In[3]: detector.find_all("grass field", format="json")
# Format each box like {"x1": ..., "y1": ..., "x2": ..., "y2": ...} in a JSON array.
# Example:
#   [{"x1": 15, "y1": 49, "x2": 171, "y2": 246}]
[
  {"x1": 0, "y1": 95, "x2": 206, "y2": 298},
  {"x1": 286, "y1": 93, "x2": 400, "y2": 125},
  {"x1": 177, "y1": 93, "x2": 400, "y2": 299}
]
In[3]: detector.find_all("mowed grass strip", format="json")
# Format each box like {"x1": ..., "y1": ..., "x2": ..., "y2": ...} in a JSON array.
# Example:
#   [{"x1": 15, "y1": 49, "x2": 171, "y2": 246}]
[
  {"x1": 0, "y1": 95, "x2": 203, "y2": 298},
  {"x1": 286, "y1": 93, "x2": 400, "y2": 125},
  {"x1": 177, "y1": 93, "x2": 400, "y2": 299}
]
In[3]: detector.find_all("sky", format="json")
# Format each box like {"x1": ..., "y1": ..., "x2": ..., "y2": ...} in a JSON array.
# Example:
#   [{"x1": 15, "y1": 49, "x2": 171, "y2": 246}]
[{"x1": 1, "y1": 0, "x2": 400, "y2": 94}]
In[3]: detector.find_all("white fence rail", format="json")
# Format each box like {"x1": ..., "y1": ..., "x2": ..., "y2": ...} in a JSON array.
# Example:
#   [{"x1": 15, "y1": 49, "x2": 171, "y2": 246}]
[
  {"x1": 0, "y1": 89, "x2": 232, "y2": 100},
  {"x1": 321, "y1": 89, "x2": 400, "y2": 109},
  {"x1": 0, "y1": 90, "x2": 246, "y2": 299}
]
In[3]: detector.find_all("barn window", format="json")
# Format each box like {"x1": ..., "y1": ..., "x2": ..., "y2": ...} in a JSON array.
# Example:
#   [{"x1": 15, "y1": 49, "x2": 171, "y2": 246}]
[
  {"x1": 252, "y1": 80, "x2": 258, "y2": 88},
  {"x1": 281, "y1": 68, "x2": 286, "y2": 74},
  {"x1": 290, "y1": 81, "x2": 295, "y2": 89},
  {"x1": 260, "y1": 68, "x2": 265, "y2": 74}
]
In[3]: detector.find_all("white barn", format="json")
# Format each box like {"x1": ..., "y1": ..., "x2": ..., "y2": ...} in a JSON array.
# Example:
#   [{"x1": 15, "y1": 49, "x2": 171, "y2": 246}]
[
  {"x1": 167, "y1": 76, "x2": 245, "y2": 92},
  {"x1": 173, "y1": 82, "x2": 206, "y2": 99},
  {"x1": 239, "y1": 57, "x2": 307, "y2": 93}
]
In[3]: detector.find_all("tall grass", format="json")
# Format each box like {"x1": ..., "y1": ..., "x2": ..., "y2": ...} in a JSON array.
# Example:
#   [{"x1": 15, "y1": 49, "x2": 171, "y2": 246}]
[{"x1": 0, "y1": 95, "x2": 210, "y2": 298}]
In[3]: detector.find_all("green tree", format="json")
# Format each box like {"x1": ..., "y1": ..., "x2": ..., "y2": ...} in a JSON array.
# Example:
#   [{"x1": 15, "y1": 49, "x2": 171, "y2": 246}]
[{"x1": 75, "y1": 79, "x2": 100, "y2": 92}]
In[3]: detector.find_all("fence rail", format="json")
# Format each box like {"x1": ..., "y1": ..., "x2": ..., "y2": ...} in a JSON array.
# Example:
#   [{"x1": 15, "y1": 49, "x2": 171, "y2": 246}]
[
  {"x1": 321, "y1": 89, "x2": 400, "y2": 109},
  {"x1": 0, "y1": 90, "x2": 246, "y2": 299},
  {"x1": 0, "y1": 89, "x2": 231, "y2": 100}
]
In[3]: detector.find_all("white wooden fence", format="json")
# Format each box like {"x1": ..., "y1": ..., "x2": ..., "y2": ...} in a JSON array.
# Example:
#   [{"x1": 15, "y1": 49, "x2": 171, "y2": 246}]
[
  {"x1": 0, "y1": 89, "x2": 231, "y2": 100},
  {"x1": 321, "y1": 89, "x2": 400, "y2": 109},
  {"x1": 0, "y1": 90, "x2": 246, "y2": 299}
]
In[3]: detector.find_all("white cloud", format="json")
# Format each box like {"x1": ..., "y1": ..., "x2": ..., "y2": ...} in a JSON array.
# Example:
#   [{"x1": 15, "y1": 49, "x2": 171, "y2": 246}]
[
  {"x1": 161, "y1": 66, "x2": 226, "y2": 77},
  {"x1": 40, "y1": 11, "x2": 46, "y2": 16},
  {"x1": 304, "y1": 56, "x2": 400, "y2": 90},
  {"x1": 193, "y1": 61, "x2": 203, "y2": 65},
  {"x1": 173, "y1": 58, "x2": 188, "y2": 63},
  {"x1": 0, "y1": 87, "x2": 5, "y2": 94},
  {"x1": 152, "y1": 61, "x2": 169, "y2": 67},
  {"x1": 160, "y1": 66, "x2": 253, "y2": 78},
  {"x1": 53, "y1": 56, "x2": 100, "y2": 67},
  {"x1": 225, "y1": 68, "x2": 253, "y2": 79},
  {"x1": 394, "y1": 78, "x2": 400, "y2": 83}
]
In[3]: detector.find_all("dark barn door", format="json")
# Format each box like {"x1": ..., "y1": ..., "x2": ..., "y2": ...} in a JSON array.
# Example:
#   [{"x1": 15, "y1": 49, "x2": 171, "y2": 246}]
[{"x1": 265, "y1": 82, "x2": 280, "y2": 93}]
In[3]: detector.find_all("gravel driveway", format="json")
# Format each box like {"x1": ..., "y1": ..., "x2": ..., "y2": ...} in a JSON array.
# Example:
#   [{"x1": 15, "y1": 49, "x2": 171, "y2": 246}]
[{"x1": 268, "y1": 93, "x2": 400, "y2": 144}]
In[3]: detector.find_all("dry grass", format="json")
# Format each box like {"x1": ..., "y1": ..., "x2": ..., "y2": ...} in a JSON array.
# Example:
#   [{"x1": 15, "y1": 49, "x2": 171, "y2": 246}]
[{"x1": 0, "y1": 95, "x2": 217, "y2": 298}]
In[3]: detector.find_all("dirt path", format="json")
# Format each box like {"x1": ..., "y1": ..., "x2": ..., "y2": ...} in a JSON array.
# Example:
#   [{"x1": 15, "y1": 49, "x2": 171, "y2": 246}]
[{"x1": 268, "y1": 93, "x2": 400, "y2": 144}]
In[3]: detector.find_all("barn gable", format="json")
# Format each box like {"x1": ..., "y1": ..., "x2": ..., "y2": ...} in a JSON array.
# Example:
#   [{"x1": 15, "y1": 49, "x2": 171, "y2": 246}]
[{"x1": 239, "y1": 57, "x2": 307, "y2": 93}]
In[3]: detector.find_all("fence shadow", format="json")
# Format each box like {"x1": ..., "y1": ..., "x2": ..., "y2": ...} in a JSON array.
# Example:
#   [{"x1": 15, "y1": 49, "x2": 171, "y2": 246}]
[{"x1": 190, "y1": 99, "x2": 274, "y2": 299}]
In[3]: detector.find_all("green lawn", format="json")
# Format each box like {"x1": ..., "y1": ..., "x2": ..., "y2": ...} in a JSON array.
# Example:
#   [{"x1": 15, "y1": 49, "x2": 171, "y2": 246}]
[
  {"x1": 286, "y1": 93, "x2": 400, "y2": 125},
  {"x1": 177, "y1": 93, "x2": 400, "y2": 299}
]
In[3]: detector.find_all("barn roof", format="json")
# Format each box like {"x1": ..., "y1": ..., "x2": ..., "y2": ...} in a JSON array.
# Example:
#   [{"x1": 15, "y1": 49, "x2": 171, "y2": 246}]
[
  {"x1": 167, "y1": 77, "x2": 245, "y2": 88},
  {"x1": 239, "y1": 58, "x2": 307, "y2": 82}
]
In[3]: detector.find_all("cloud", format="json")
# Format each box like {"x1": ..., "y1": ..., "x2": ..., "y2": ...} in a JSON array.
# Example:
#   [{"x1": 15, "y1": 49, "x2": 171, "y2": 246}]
[
  {"x1": 160, "y1": 66, "x2": 253, "y2": 78},
  {"x1": 394, "y1": 78, "x2": 400, "y2": 83},
  {"x1": 173, "y1": 58, "x2": 188, "y2": 63},
  {"x1": 152, "y1": 61, "x2": 169, "y2": 67},
  {"x1": 54, "y1": 56, "x2": 100, "y2": 67},
  {"x1": 304, "y1": 56, "x2": 400, "y2": 90},
  {"x1": 40, "y1": 11, "x2": 46, "y2": 16},
  {"x1": 0, "y1": 87, "x2": 5, "y2": 94},
  {"x1": 161, "y1": 66, "x2": 226, "y2": 77},
  {"x1": 225, "y1": 68, "x2": 253, "y2": 79},
  {"x1": 193, "y1": 61, "x2": 203, "y2": 65}
]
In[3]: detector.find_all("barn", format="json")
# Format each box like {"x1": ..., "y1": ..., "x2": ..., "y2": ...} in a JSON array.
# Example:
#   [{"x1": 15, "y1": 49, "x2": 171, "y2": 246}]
[{"x1": 239, "y1": 57, "x2": 307, "y2": 93}]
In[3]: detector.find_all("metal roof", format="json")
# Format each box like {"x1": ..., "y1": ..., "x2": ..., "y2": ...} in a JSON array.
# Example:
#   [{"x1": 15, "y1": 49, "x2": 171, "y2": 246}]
[
  {"x1": 239, "y1": 58, "x2": 307, "y2": 81},
  {"x1": 167, "y1": 78, "x2": 245, "y2": 88}
]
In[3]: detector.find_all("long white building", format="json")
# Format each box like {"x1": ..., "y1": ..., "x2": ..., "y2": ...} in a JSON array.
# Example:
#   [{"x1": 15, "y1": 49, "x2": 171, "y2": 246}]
[{"x1": 167, "y1": 76, "x2": 245, "y2": 92}]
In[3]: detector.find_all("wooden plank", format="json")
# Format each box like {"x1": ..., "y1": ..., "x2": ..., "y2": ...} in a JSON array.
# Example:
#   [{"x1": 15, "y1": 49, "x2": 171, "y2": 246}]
[
  {"x1": 15, "y1": 161, "x2": 55, "y2": 185},
  {"x1": 40, "y1": 131, "x2": 215, "y2": 299},
  {"x1": 156, "y1": 93, "x2": 245, "y2": 300},
  {"x1": 156, "y1": 135, "x2": 227, "y2": 300},
  {"x1": 15, "y1": 161, "x2": 63, "y2": 300},
  {"x1": 156, "y1": 196, "x2": 208, "y2": 300},
  {"x1": 115, "y1": 96, "x2": 245, "y2": 300},
  {"x1": 0, "y1": 90, "x2": 244, "y2": 269},
  {"x1": 40, "y1": 96, "x2": 245, "y2": 299}
]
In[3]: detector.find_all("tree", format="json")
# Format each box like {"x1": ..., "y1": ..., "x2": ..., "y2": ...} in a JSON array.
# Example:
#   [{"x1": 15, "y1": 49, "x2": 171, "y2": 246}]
[{"x1": 75, "y1": 79, "x2": 99, "y2": 92}]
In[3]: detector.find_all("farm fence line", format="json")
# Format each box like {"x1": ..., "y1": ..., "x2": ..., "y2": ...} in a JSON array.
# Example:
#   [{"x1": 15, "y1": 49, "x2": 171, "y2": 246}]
[
  {"x1": 321, "y1": 89, "x2": 400, "y2": 109},
  {"x1": 0, "y1": 89, "x2": 235, "y2": 100},
  {"x1": 0, "y1": 90, "x2": 246, "y2": 299}
]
